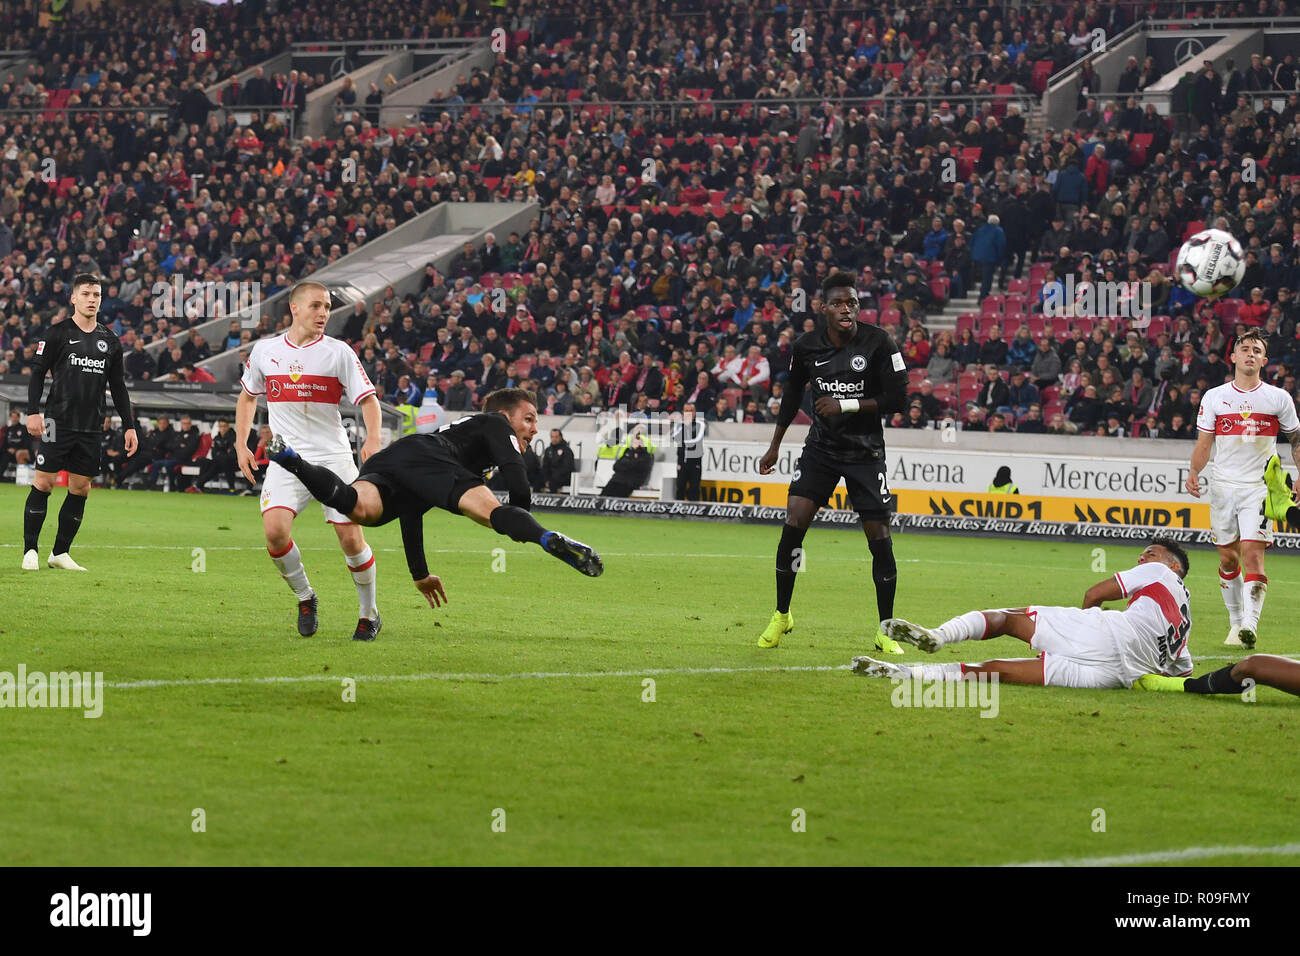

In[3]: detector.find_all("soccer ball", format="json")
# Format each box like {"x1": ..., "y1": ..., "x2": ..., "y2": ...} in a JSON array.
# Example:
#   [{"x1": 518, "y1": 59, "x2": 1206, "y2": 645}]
[{"x1": 1175, "y1": 229, "x2": 1246, "y2": 300}]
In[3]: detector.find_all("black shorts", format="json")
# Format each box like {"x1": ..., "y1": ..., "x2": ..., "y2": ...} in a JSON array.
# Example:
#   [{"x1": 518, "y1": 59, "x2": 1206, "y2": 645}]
[
  {"x1": 788, "y1": 448, "x2": 892, "y2": 520},
  {"x1": 356, "y1": 435, "x2": 484, "y2": 522},
  {"x1": 34, "y1": 430, "x2": 100, "y2": 477}
]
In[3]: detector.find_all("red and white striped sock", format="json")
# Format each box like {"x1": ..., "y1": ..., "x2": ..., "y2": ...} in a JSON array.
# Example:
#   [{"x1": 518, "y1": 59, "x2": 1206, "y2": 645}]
[
  {"x1": 937, "y1": 610, "x2": 990, "y2": 646},
  {"x1": 1219, "y1": 566, "x2": 1243, "y2": 629},
  {"x1": 1241, "y1": 573, "x2": 1268, "y2": 632},
  {"x1": 270, "y1": 540, "x2": 313, "y2": 600},
  {"x1": 347, "y1": 545, "x2": 378, "y2": 620}
]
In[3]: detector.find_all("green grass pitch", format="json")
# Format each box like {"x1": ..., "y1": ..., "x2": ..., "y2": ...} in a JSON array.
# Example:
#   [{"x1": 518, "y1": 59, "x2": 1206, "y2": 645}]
[{"x1": 1, "y1": 484, "x2": 1297, "y2": 866}]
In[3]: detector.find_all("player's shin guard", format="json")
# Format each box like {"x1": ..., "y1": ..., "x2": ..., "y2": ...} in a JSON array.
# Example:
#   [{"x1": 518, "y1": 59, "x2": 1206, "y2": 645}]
[
  {"x1": 284, "y1": 458, "x2": 358, "y2": 516},
  {"x1": 1184, "y1": 665, "x2": 1248, "y2": 695},
  {"x1": 346, "y1": 546, "x2": 378, "y2": 620},
  {"x1": 774, "y1": 523, "x2": 808, "y2": 614},
  {"x1": 23, "y1": 486, "x2": 50, "y2": 552},
  {"x1": 868, "y1": 536, "x2": 897, "y2": 621},
  {"x1": 490, "y1": 505, "x2": 546, "y2": 544},
  {"x1": 51, "y1": 491, "x2": 86, "y2": 556},
  {"x1": 1241, "y1": 573, "x2": 1267, "y2": 631},
  {"x1": 269, "y1": 540, "x2": 314, "y2": 600},
  {"x1": 1218, "y1": 566, "x2": 1243, "y2": 628}
]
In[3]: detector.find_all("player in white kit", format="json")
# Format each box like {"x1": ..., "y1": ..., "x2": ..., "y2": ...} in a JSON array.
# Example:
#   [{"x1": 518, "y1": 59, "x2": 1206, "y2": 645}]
[
  {"x1": 1188, "y1": 328, "x2": 1300, "y2": 649},
  {"x1": 236, "y1": 281, "x2": 385, "y2": 641},
  {"x1": 850, "y1": 540, "x2": 1193, "y2": 690}
]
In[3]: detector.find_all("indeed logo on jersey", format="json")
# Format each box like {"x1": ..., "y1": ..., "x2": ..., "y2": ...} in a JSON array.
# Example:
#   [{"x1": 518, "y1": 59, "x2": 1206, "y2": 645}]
[
  {"x1": 816, "y1": 377, "x2": 864, "y2": 396},
  {"x1": 69, "y1": 353, "x2": 108, "y2": 372}
]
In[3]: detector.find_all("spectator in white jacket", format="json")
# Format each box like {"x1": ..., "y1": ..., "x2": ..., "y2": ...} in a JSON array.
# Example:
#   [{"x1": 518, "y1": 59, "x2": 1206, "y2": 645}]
[{"x1": 719, "y1": 345, "x2": 772, "y2": 402}]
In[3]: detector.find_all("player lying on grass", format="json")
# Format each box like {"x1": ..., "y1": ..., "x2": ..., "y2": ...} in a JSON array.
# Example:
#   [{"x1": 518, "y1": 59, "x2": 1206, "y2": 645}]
[
  {"x1": 266, "y1": 387, "x2": 602, "y2": 613},
  {"x1": 852, "y1": 539, "x2": 1193, "y2": 690},
  {"x1": 1135, "y1": 655, "x2": 1300, "y2": 697}
]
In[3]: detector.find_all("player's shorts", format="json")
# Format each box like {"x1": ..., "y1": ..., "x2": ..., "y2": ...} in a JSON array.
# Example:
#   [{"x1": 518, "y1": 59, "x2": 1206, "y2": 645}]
[
  {"x1": 1209, "y1": 481, "x2": 1271, "y2": 546},
  {"x1": 34, "y1": 430, "x2": 100, "y2": 477},
  {"x1": 787, "y1": 447, "x2": 891, "y2": 519},
  {"x1": 1026, "y1": 605, "x2": 1128, "y2": 689},
  {"x1": 262, "y1": 454, "x2": 359, "y2": 524},
  {"x1": 356, "y1": 434, "x2": 484, "y2": 521}
]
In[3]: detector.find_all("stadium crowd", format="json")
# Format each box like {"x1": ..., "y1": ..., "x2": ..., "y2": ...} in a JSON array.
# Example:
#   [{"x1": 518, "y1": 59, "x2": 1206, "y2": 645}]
[{"x1": 0, "y1": 0, "x2": 1299, "y2": 467}]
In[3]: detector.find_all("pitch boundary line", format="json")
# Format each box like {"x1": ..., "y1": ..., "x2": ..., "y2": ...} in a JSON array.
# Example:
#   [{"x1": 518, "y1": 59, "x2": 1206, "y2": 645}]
[
  {"x1": 3, "y1": 543, "x2": 1299, "y2": 582},
  {"x1": 101, "y1": 655, "x2": 1298, "y2": 691},
  {"x1": 1003, "y1": 842, "x2": 1300, "y2": 867}
]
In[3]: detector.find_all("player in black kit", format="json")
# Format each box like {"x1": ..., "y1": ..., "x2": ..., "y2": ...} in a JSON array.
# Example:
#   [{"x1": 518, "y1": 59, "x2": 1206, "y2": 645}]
[
  {"x1": 756, "y1": 271, "x2": 909, "y2": 650},
  {"x1": 266, "y1": 387, "x2": 602, "y2": 616},
  {"x1": 23, "y1": 274, "x2": 138, "y2": 571}
]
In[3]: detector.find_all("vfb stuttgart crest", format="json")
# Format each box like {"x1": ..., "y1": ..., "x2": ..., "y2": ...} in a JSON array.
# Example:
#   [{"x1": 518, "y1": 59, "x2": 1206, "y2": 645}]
[{"x1": 288, "y1": 361, "x2": 304, "y2": 383}]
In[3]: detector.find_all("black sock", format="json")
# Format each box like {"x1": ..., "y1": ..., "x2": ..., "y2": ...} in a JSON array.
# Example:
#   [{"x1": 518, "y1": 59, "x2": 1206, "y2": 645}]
[
  {"x1": 775, "y1": 523, "x2": 807, "y2": 613},
  {"x1": 52, "y1": 492, "x2": 87, "y2": 555},
  {"x1": 1184, "y1": 665, "x2": 1247, "y2": 695},
  {"x1": 289, "y1": 458, "x2": 358, "y2": 514},
  {"x1": 869, "y1": 536, "x2": 898, "y2": 621},
  {"x1": 23, "y1": 487, "x2": 50, "y2": 553},
  {"x1": 1287, "y1": 505, "x2": 1300, "y2": 530},
  {"x1": 490, "y1": 505, "x2": 546, "y2": 544}
]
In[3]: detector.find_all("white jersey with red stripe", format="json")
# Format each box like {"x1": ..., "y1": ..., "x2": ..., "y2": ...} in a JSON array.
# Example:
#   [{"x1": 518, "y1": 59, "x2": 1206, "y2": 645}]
[
  {"x1": 240, "y1": 332, "x2": 376, "y2": 459},
  {"x1": 1196, "y1": 380, "x2": 1300, "y2": 487},
  {"x1": 1112, "y1": 561, "x2": 1193, "y2": 683}
]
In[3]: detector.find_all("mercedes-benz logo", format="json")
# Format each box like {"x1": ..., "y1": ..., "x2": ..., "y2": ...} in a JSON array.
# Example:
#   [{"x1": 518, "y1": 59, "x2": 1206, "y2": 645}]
[
  {"x1": 1174, "y1": 38, "x2": 1205, "y2": 65},
  {"x1": 330, "y1": 56, "x2": 348, "y2": 80}
]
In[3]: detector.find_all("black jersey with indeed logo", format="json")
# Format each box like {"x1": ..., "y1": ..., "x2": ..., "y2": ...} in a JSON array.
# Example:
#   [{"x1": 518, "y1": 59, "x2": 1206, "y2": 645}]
[
  {"x1": 28, "y1": 319, "x2": 132, "y2": 434},
  {"x1": 780, "y1": 324, "x2": 909, "y2": 463}
]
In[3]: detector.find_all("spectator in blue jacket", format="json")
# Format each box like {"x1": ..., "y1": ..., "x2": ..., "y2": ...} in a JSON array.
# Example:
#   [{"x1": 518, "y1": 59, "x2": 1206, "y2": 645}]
[
  {"x1": 922, "y1": 218, "x2": 950, "y2": 261},
  {"x1": 1052, "y1": 160, "x2": 1089, "y2": 222},
  {"x1": 1007, "y1": 368, "x2": 1041, "y2": 417},
  {"x1": 1007, "y1": 325, "x2": 1036, "y2": 367},
  {"x1": 972, "y1": 215, "x2": 1007, "y2": 300}
]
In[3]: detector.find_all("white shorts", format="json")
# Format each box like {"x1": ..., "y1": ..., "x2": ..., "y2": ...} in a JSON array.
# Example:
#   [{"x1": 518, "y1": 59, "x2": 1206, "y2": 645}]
[
  {"x1": 260, "y1": 455, "x2": 359, "y2": 524},
  {"x1": 1209, "y1": 482, "x2": 1271, "y2": 546},
  {"x1": 1027, "y1": 605, "x2": 1128, "y2": 690}
]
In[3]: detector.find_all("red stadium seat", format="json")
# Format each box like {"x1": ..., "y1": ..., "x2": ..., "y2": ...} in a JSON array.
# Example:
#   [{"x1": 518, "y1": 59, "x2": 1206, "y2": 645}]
[
  {"x1": 1029, "y1": 263, "x2": 1049, "y2": 283},
  {"x1": 1032, "y1": 61, "x2": 1053, "y2": 93},
  {"x1": 1004, "y1": 312, "x2": 1028, "y2": 332},
  {"x1": 929, "y1": 277, "x2": 950, "y2": 301},
  {"x1": 956, "y1": 313, "x2": 977, "y2": 337},
  {"x1": 1006, "y1": 279, "x2": 1029, "y2": 294},
  {"x1": 1183, "y1": 220, "x2": 1205, "y2": 240},
  {"x1": 1044, "y1": 401, "x2": 1064, "y2": 420},
  {"x1": 978, "y1": 315, "x2": 1002, "y2": 336},
  {"x1": 879, "y1": 293, "x2": 896, "y2": 312},
  {"x1": 419, "y1": 342, "x2": 435, "y2": 361},
  {"x1": 981, "y1": 296, "x2": 1004, "y2": 315},
  {"x1": 721, "y1": 387, "x2": 745, "y2": 409},
  {"x1": 908, "y1": 368, "x2": 926, "y2": 388},
  {"x1": 858, "y1": 309, "x2": 878, "y2": 324},
  {"x1": 1216, "y1": 299, "x2": 1242, "y2": 322},
  {"x1": 1040, "y1": 386, "x2": 1060, "y2": 405},
  {"x1": 881, "y1": 308, "x2": 902, "y2": 325}
]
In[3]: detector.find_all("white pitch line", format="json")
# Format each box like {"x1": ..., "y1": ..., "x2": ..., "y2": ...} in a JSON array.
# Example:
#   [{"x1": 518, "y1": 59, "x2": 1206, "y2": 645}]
[
  {"x1": 2, "y1": 543, "x2": 1297, "y2": 582},
  {"x1": 104, "y1": 663, "x2": 850, "y2": 690},
  {"x1": 1004, "y1": 842, "x2": 1300, "y2": 867},
  {"x1": 98, "y1": 654, "x2": 1299, "y2": 691}
]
